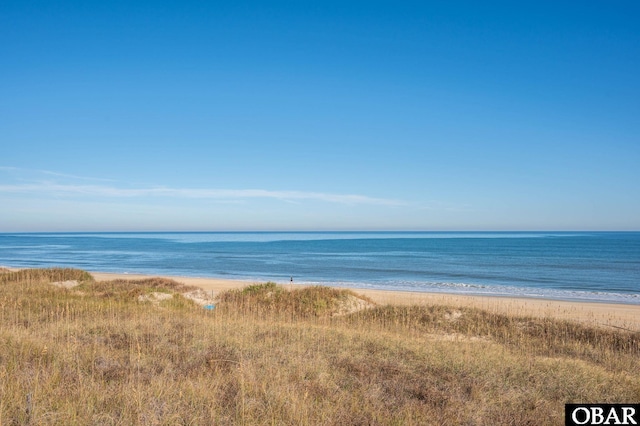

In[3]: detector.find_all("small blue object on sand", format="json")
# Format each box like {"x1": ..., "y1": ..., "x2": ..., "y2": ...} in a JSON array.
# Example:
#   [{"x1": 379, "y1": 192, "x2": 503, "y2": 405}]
[{"x1": 203, "y1": 304, "x2": 215, "y2": 310}]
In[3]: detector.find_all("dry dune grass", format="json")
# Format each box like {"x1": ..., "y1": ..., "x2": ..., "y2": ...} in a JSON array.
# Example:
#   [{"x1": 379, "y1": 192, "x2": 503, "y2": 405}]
[
  {"x1": 0, "y1": 267, "x2": 93, "y2": 284},
  {"x1": 216, "y1": 282, "x2": 376, "y2": 318},
  {"x1": 0, "y1": 268, "x2": 638, "y2": 425}
]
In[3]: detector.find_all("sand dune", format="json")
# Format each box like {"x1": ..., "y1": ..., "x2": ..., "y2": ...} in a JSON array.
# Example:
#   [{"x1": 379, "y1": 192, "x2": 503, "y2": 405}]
[{"x1": 90, "y1": 271, "x2": 640, "y2": 331}]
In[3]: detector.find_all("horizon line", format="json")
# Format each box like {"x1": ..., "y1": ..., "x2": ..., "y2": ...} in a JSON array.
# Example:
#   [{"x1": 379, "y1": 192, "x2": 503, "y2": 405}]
[{"x1": 1, "y1": 229, "x2": 638, "y2": 234}]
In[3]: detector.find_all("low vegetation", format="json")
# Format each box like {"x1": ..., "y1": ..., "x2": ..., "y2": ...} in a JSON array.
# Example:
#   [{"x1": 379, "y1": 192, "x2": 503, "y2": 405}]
[
  {"x1": 0, "y1": 268, "x2": 638, "y2": 425},
  {"x1": 216, "y1": 282, "x2": 376, "y2": 318}
]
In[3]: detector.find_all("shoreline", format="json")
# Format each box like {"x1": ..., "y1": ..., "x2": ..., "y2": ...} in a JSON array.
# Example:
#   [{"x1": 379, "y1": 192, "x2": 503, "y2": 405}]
[
  {"x1": 3, "y1": 267, "x2": 639, "y2": 330},
  {"x1": 90, "y1": 271, "x2": 640, "y2": 331}
]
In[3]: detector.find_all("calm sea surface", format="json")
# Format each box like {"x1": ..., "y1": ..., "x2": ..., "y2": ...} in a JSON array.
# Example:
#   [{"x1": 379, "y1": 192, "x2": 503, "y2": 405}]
[{"x1": 1, "y1": 232, "x2": 638, "y2": 304}]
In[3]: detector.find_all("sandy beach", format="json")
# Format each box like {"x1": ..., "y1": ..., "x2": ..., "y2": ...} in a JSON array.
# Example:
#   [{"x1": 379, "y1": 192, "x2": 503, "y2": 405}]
[{"x1": 90, "y1": 271, "x2": 640, "y2": 331}]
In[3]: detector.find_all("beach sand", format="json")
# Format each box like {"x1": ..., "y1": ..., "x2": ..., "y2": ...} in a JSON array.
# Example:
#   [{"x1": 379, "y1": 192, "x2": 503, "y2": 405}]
[{"x1": 90, "y1": 272, "x2": 640, "y2": 331}]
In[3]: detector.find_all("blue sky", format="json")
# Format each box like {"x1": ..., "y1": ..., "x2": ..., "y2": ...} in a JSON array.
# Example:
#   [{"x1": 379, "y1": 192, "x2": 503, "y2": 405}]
[{"x1": 1, "y1": 1, "x2": 639, "y2": 231}]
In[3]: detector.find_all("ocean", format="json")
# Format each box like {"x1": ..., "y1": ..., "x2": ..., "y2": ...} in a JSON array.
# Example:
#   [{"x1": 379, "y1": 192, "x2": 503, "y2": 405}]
[{"x1": 1, "y1": 231, "x2": 638, "y2": 304}]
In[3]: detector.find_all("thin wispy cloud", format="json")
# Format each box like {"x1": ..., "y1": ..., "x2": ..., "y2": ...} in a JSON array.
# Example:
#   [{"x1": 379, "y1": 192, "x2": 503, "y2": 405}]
[
  {"x1": 0, "y1": 180, "x2": 404, "y2": 206},
  {"x1": 39, "y1": 170, "x2": 117, "y2": 182},
  {"x1": 0, "y1": 166, "x2": 116, "y2": 183}
]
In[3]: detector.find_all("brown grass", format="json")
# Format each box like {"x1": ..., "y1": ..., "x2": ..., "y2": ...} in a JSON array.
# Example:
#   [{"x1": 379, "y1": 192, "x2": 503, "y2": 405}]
[
  {"x1": 0, "y1": 268, "x2": 93, "y2": 284},
  {"x1": 0, "y1": 268, "x2": 638, "y2": 425},
  {"x1": 216, "y1": 282, "x2": 375, "y2": 318}
]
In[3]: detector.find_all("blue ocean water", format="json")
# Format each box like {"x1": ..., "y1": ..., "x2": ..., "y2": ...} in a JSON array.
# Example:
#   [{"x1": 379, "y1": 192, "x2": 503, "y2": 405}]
[{"x1": 0, "y1": 232, "x2": 638, "y2": 304}]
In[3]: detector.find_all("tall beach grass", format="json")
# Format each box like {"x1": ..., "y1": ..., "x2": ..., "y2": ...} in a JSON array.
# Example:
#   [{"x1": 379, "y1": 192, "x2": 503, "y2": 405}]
[{"x1": 0, "y1": 268, "x2": 638, "y2": 425}]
